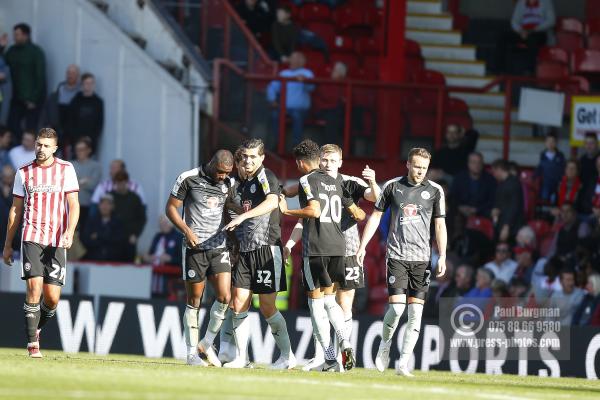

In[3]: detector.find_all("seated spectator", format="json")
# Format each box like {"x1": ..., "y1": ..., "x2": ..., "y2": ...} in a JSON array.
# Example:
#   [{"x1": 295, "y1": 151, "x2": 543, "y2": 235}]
[
  {"x1": 535, "y1": 132, "x2": 565, "y2": 204},
  {"x1": 451, "y1": 151, "x2": 496, "y2": 218},
  {"x1": 91, "y1": 159, "x2": 146, "y2": 205},
  {"x1": 549, "y1": 268, "x2": 585, "y2": 326},
  {"x1": 142, "y1": 215, "x2": 183, "y2": 266},
  {"x1": 0, "y1": 126, "x2": 12, "y2": 169},
  {"x1": 81, "y1": 194, "x2": 126, "y2": 261},
  {"x1": 8, "y1": 129, "x2": 35, "y2": 168},
  {"x1": 66, "y1": 72, "x2": 104, "y2": 151},
  {"x1": 449, "y1": 213, "x2": 494, "y2": 267},
  {"x1": 484, "y1": 242, "x2": 518, "y2": 284},
  {"x1": 0, "y1": 164, "x2": 18, "y2": 250},
  {"x1": 39, "y1": 64, "x2": 80, "y2": 143},
  {"x1": 267, "y1": 51, "x2": 314, "y2": 149},
  {"x1": 509, "y1": 277, "x2": 531, "y2": 300},
  {"x1": 424, "y1": 255, "x2": 457, "y2": 318},
  {"x1": 580, "y1": 155, "x2": 600, "y2": 215},
  {"x1": 572, "y1": 274, "x2": 600, "y2": 326},
  {"x1": 554, "y1": 160, "x2": 582, "y2": 213},
  {"x1": 532, "y1": 255, "x2": 563, "y2": 300},
  {"x1": 512, "y1": 245, "x2": 537, "y2": 285},
  {"x1": 550, "y1": 203, "x2": 586, "y2": 259},
  {"x1": 496, "y1": 0, "x2": 555, "y2": 75},
  {"x1": 515, "y1": 225, "x2": 537, "y2": 249},
  {"x1": 491, "y1": 159, "x2": 524, "y2": 241},
  {"x1": 583, "y1": 196, "x2": 600, "y2": 257},
  {"x1": 270, "y1": 5, "x2": 328, "y2": 63},
  {"x1": 578, "y1": 132, "x2": 598, "y2": 193},
  {"x1": 0, "y1": 23, "x2": 46, "y2": 138},
  {"x1": 454, "y1": 263, "x2": 475, "y2": 297},
  {"x1": 71, "y1": 136, "x2": 101, "y2": 229},
  {"x1": 0, "y1": 53, "x2": 9, "y2": 123},
  {"x1": 431, "y1": 124, "x2": 479, "y2": 179},
  {"x1": 314, "y1": 61, "x2": 347, "y2": 145},
  {"x1": 464, "y1": 268, "x2": 494, "y2": 299},
  {"x1": 236, "y1": 0, "x2": 272, "y2": 39},
  {"x1": 110, "y1": 171, "x2": 146, "y2": 262}
]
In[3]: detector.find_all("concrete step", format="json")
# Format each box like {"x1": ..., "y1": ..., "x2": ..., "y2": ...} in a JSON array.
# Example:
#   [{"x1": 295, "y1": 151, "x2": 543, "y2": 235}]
[
  {"x1": 425, "y1": 59, "x2": 486, "y2": 76},
  {"x1": 475, "y1": 120, "x2": 534, "y2": 137},
  {"x1": 445, "y1": 75, "x2": 499, "y2": 91},
  {"x1": 451, "y1": 92, "x2": 506, "y2": 108},
  {"x1": 478, "y1": 136, "x2": 569, "y2": 166},
  {"x1": 407, "y1": 0, "x2": 443, "y2": 14},
  {"x1": 420, "y1": 43, "x2": 476, "y2": 61},
  {"x1": 406, "y1": 13, "x2": 453, "y2": 30},
  {"x1": 470, "y1": 106, "x2": 519, "y2": 121},
  {"x1": 406, "y1": 28, "x2": 462, "y2": 45}
]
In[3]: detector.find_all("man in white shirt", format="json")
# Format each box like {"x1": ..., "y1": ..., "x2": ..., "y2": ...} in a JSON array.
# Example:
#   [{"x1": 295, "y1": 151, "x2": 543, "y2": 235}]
[
  {"x1": 8, "y1": 130, "x2": 35, "y2": 169},
  {"x1": 483, "y1": 242, "x2": 517, "y2": 284}
]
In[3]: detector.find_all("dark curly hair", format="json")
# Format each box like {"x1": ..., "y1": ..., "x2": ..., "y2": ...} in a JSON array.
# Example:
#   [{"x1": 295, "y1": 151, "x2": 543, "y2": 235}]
[
  {"x1": 292, "y1": 139, "x2": 320, "y2": 163},
  {"x1": 240, "y1": 138, "x2": 265, "y2": 156}
]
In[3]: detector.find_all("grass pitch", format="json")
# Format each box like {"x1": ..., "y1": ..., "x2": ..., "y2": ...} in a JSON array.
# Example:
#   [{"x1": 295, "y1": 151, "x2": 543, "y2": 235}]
[{"x1": 0, "y1": 348, "x2": 599, "y2": 400}]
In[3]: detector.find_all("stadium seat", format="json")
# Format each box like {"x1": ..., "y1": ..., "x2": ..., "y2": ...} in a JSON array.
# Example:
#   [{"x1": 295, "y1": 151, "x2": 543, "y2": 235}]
[
  {"x1": 528, "y1": 219, "x2": 552, "y2": 239},
  {"x1": 588, "y1": 18, "x2": 600, "y2": 50},
  {"x1": 556, "y1": 18, "x2": 585, "y2": 51},
  {"x1": 408, "y1": 112, "x2": 436, "y2": 138},
  {"x1": 536, "y1": 63, "x2": 570, "y2": 79},
  {"x1": 355, "y1": 37, "x2": 383, "y2": 55},
  {"x1": 557, "y1": 17, "x2": 585, "y2": 34},
  {"x1": 305, "y1": 22, "x2": 336, "y2": 48},
  {"x1": 330, "y1": 52, "x2": 360, "y2": 74},
  {"x1": 332, "y1": 35, "x2": 355, "y2": 53},
  {"x1": 555, "y1": 75, "x2": 590, "y2": 114},
  {"x1": 537, "y1": 46, "x2": 569, "y2": 65},
  {"x1": 466, "y1": 216, "x2": 494, "y2": 240},
  {"x1": 303, "y1": 49, "x2": 327, "y2": 72},
  {"x1": 588, "y1": 35, "x2": 600, "y2": 51},
  {"x1": 588, "y1": 0, "x2": 600, "y2": 18},
  {"x1": 411, "y1": 69, "x2": 447, "y2": 110},
  {"x1": 333, "y1": 4, "x2": 375, "y2": 30},
  {"x1": 298, "y1": 3, "x2": 331, "y2": 23},
  {"x1": 446, "y1": 97, "x2": 470, "y2": 114},
  {"x1": 572, "y1": 49, "x2": 600, "y2": 74},
  {"x1": 444, "y1": 113, "x2": 473, "y2": 130},
  {"x1": 405, "y1": 39, "x2": 422, "y2": 58}
]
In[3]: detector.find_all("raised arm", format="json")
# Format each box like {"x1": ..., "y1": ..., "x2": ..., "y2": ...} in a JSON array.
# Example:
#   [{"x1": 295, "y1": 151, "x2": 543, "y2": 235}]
[
  {"x1": 224, "y1": 193, "x2": 279, "y2": 231},
  {"x1": 283, "y1": 219, "x2": 304, "y2": 259}
]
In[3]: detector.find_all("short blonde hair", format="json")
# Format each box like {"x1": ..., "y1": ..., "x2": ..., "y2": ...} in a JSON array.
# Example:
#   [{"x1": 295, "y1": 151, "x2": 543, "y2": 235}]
[
  {"x1": 408, "y1": 147, "x2": 431, "y2": 162},
  {"x1": 320, "y1": 144, "x2": 343, "y2": 158}
]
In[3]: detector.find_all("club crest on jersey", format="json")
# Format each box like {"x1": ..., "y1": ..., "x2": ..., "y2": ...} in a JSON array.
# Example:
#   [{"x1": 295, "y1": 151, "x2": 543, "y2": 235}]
[
  {"x1": 250, "y1": 184, "x2": 256, "y2": 194},
  {"x1": 206, "y1": 196, "x2": 219, "y2": 209},
  {"x1": 243, "y1": 200, "x2": 252, "y2": 212},
  {"x1": 421, "y1": 191, "x2": 431, "y2": 200},
  {"x1": 221, "y1": 185, "x2": 228, "y2": 194}
]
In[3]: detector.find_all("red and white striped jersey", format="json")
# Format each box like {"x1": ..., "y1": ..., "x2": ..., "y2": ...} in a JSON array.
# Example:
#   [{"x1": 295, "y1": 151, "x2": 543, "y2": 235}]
[{"x1": 13, "y1": 158, "x2": 79, "y2": 247}]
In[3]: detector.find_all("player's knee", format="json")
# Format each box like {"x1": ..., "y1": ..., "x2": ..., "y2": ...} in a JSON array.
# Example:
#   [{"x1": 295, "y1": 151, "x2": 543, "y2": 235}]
[
  {"x1": 186, "y1": 296, "x2": 201, "y2": 308},
  {"x1": 259, "y1": 302, "x2": 277, "y2": 319},
  {"x1": 215, "y1": 293, "x2": 231, "y2": 305}
]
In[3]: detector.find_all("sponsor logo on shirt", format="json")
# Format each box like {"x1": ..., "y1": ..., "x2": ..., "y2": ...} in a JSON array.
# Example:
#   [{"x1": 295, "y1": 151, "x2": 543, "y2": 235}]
[
  {"x1": 399, "y1": 203, "x2": 423, "y2": 225},
  {"x1": 201, "y1": 196, "x2": 223, "y2": 216},
  {"x1": 28, "y1": 183, "x2": 61, "y2": 193}
]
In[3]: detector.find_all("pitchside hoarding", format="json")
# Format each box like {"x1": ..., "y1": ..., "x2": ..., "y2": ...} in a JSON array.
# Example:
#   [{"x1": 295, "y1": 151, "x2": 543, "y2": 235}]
[
  {"x1": 570, "y1": 96, "x2": 600, "y2": 146},
  {"x1": 0, "y1": 293, "x2": 598, "y2": 379}
]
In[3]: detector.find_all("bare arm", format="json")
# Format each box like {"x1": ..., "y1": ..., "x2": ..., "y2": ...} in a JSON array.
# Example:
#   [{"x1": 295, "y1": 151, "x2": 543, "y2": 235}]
[
  {"x1": 224, "y1": 194, "x2": 279, "y2": 231},
  {"x1": 3, "y1": 196, "x2": 23, "y2": 265},
  {"x1": 283, "y1": 219, "x2": 304, "y2": 259},
  {"x1": 61, "y1": 192, "x2": 80, "y2": 249},
  {"x1": 356, "y1": 210, "x2": 383, "y2": 266},
  {"x1": 165, "y1": 196, "x2": 199, "y2": 248},
  {"x1": 435, "y1": 217, "x2": 447, "y2": 277},
  {"x1": 362, "y1": 165, "x2": 380, "y2": 202},
  {"x1": 279, "y1": 196, "x2": 321, "y2": 219}
]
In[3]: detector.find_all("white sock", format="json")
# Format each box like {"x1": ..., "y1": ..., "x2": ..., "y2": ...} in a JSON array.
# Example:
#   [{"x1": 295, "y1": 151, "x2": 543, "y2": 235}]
[
  {"x1": 344, "y1": 311, "x2": 353, "y2": 341},
  {"x1": 183, "y1": 305, "x2": 199, "y2": 355},
  {"x1": 203, "y1": 301, "x2": 229, "y2": 346},
  {"x1": 232, "y1": 311, "x2": 250, "y2": 361},
  {"x1": 266, "y1": 311, "x2": 292, "y2": 358},
  {"x1": 219, "y1": 308, "x2": 234, "y2": 349},
  {"x1": 307, "y1": 297, "x2": 333, "y2": 359},
  {"x1": 312, "y1": 334, "x2": 325, "y2": 360},
  {"x1": 324, "y1": 295, "x2": 349, "y2": 348},
  {"x1": 382, "y1": 299, "x2": 406, "y2": 343},
  {"x1": 399, "y1": 303, "x2": 424, "y2": 366}
]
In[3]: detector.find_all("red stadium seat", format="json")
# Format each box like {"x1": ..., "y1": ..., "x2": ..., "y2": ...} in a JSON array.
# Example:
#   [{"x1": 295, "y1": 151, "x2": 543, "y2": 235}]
[
  {"x1": 588, "y1": 0, "x2": 600, "y2": 18},
  {"x1": 333, "y1": 4, "x2": 375, "y2": 30},
  {"x1": 406, "y1": 57, "x2": 425, "y2": 79},
  {"x1": 588, "y1": 35, "x2": 600, "y2": 51},
  {"x1": 405, "y1": 40, "x2": 422, "y2": 58},
  {"x1": 537, "y1": 46, "x2": 570, "y2": 65},
  {"x1": 555, "y1": 75, "x2": 590, "y2": 114},
  {"x1": 466, "y1": 216, "x2": 494, "y2": 240},
  {"x1": 587, "y1": 17, "x2": 600, "y2": 35},
  {"x1": 303, "y1": 49, "x2": 327, "y2": 72},
  {"x1": 528, "y1": 219, "x2": 552, "y2": 239},
  {"x1": 355, "y1": 36, "x2": 383, "y2": 55},
  {"x1": 572, "y1": 49, "x2": 600, "y2": 74},
  {"x1": 445, "y1": 113, "x2": 473, "y2": 130},
  {"x1": 305, "y1": 22, "x2": 336, "y2": 47},
  {"x1": 408, "y1": 112, "x2": 436, "y2": 138},
  {"x1": 536, "y1": 63, "x2": 570, "y2": 79},
  {"x1": 557, "y1": 17, "x2": 584, "y2": 34},
  {"x1": 298, "y1": 3, "x2": 331, "y2": 23},
  {"x1": 332, "y1": 35, "x2": 354, "y2": 53},
  {"x1": 361, "y1": 54, "x2": 380, "y2": 78},
  {"x1": 330, "y1": 52, "x2": 359, "y2": 73},
  {"x1": 446, "y1": 97, "x2": 470, "y2": 114},
  {"x1": 555, "y1": 18, "x2": 584, "y2": 51}
]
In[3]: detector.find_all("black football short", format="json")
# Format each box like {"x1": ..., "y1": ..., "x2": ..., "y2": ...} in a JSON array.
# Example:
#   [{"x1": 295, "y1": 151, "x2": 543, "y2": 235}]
[
  {"x1": 338, "y1": 256, "x2": 365, "y2": 290},
  {"x1": 21, "y1": 241, "x2": 67, "y2": 286},
  {"x1": 386, "y1": 258, "x2": 431, "y2": 296},
  {"x1": 233, "y1": 245, "x2": 287, "y2": 294},
  {"x1": 302, "y1": 255, "x2": 345, "y2": 291},
  {"x1": 183, "y1": 247, "x2": 231, "y2": 282}
]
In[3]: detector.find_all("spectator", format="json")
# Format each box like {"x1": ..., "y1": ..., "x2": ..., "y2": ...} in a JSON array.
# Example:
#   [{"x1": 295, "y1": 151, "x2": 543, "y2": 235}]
[
  {"x1": 91, "y1": 159, "x2": 146, "y2": 205},
  {"x1": 484, "y1": 242, "x2": 518, "y2": 284},
  {"x1": 0, "y1": 23, "x2": 46, "y2": 138},
  {"x1": 549, "y1": 269, "x2": 585, "y2": 326},
  {"x1": 496, "y1": 0, "x2": 555, "y2": 74},
  {"x1": 555, "y1": 160, "x2": 582, "y2": 212},
  {"x1": 8, "y1": 129, "x2": 35, "y2": 169},
  {"x1": 314, "y1": 61, "x2": 347, "y2": 145},
  {"x1": 431, "y1": 124, "x2": 479, "y2": 178},
  {"x1": 449, "y1": 213, "x2": 494, "y2": 267},
  {"x1": 572, "y1": 274, "x2": 600, "y2": 326},
  {"x1": 110, "y1": 170, "x2": 146, "y2": 262},
  {"x1": 0, "y1": 164, "x2": 18, "y2": 250},
  {"x1": 532, "y1": 255, "x2": 563, "y2": 300},
  {"x1": 464, "y1": 268, "x2": 494, "y2": 299},
  {"x1": 424, "y1": 256, "x2": 457, "y2": 318},
  {"x1": 267, "y1": 51, "x2": 314, "y2": 149},
  {"x1": 39, "y1": 64, "x2": 80, "y2": 141},
  {"x1": 509, "y1": 277, "x2": 530, "y2": 299},
  {"x1": 271, "y1": 5, "x2": 328, "y2": 63},
  {"x1": 454, "y1": 264, "x2": 475, "y2": 296},
  {"x1": 550, "y1": 202, "x2": 586, "y2": 259},
  {"x1": 512, "y1": 245, "x2": 537, "y2": 285},
  {"x1": 535, "y1": 132, "x2": 565, "y2": 204},
  {"x1": 0, "y1": 52, "x2": 10, "y2": 123},
  {"x1": 66, "y1": 72, "x2": 104, "y2": 151},
  {"x1": 81, "y1": 194, "x2": 125, "y2": 261},
  {"x1": 583, "y1": 196, "x2": 600, "y2": 257},
  {"x1": 491, "y1": 159, "x2": 524, "y2": 241},
  {"x1": 515, "y1": 225, "x2": 537, "y2": 249},
  {"x1": 0, "y1": 126, "x2": 12, "y2": 169},
  {"x1": 579, "y1": 132, "x2": 599, "y2": 189},
  {"x1": 142, "y1": 215, "x2": 183, "y2": 266},
  {"x1": 581, "y1": 155, "x2": 600, "y2": 215},
  {"x1": 72, "y1": 136, "x2": 101, "y2": 229},
  {"x1": 236, "y1": 0, "x2": 272, "y2": 39},
  {"x1": 451, "y1": 151, "x2": 496, "y2": 218}
]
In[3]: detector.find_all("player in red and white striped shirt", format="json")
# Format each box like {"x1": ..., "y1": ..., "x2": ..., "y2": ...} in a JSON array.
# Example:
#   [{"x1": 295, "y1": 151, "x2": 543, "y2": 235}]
[{"x1": 2, "y1": 128, "x2": 80, "y2": 358}]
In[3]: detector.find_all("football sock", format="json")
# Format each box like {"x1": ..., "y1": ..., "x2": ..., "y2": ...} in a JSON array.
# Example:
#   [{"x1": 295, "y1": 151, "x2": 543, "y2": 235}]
[
  {"x1": 266, "y1": 311, "x2": 292, "y2": 358},
  {"x1": 324, "y1": 295, "x2": 349, "y2": 347},
  {"x1": 203, "y1": 301, "x2": 229, "y2": 346},
  {"x1": 232, "y1": 311, "x2": 250, "y2": 361},
  {"x1": 219, "y1": 307, "x2": 234, "y2": 348},
  {"x1": 399, "y1": 303, "x2": 424, "y2": 366},
  {"x1": 183, "y1": 305, "x2": 199, "y2": 355},
  {"x1": 307, "y1": 297, "x2": 333, "y2": 360},
  {"x1": 24, "y1": 302, "x2": 41, "y2": 343},
  {"x1": 344, "y1": 311, "x2": 353, "y2": 342},
  {"x1": 38, "y1": 300, "x2": 57, "y2": 330},
  {"x1": 382, "y1": 298, "x2": 407, "y2": 343}
]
